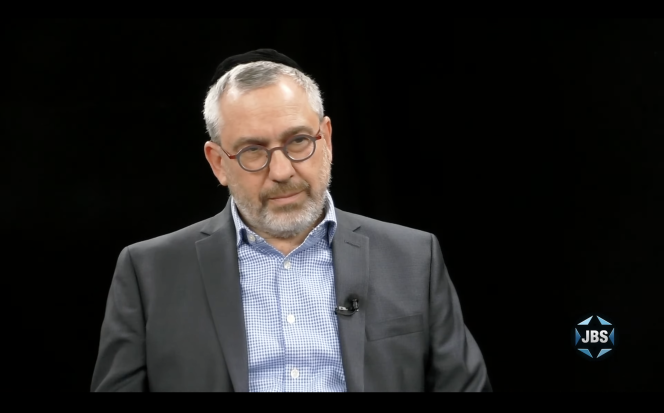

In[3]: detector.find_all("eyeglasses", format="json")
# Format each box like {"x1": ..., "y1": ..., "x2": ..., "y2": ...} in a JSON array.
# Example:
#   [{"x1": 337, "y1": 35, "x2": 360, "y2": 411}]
[{"x1": 217, "y1": 128, "x2": 323, "y2": 172}]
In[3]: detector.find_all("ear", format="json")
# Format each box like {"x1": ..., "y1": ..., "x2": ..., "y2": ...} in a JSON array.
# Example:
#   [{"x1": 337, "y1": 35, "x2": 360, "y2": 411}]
[
  {"x1": 204, "y1": 141, "x2": 229, "y2": 186},
  {"x1": 321, "y1": 116, "x2": 332, "y2": 162}
]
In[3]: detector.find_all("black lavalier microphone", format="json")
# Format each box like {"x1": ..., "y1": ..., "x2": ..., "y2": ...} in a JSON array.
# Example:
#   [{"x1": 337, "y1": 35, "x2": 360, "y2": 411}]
[{"x1": 335, "y1": 297, "x2": 359, "y2": 316}]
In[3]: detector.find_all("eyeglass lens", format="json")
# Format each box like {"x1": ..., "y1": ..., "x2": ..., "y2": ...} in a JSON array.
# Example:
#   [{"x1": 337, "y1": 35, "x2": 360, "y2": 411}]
[{"x1": 239, "y1": 136, "x2": 315, "y2": 171}]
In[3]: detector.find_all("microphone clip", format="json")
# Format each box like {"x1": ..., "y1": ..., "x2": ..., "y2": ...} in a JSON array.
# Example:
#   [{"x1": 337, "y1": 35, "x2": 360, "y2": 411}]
[{"x1": 335, "y1": 298, "x2": 359, "y2": 316}]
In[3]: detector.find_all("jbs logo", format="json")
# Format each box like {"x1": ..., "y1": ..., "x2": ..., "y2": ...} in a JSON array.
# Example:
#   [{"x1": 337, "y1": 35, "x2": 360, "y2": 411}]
[
  {"x1": 580, "y1": 330, "x2": 611, "y2": 343},
  {"x1": 574, "y1": 315, "x2": 616, "y2": 359}
]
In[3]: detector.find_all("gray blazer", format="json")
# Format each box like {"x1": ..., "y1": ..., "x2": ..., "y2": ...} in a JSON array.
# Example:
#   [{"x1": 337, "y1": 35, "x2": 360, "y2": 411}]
[{"x1": 91, "y1": 201, "x2": 491, "y2": 392}]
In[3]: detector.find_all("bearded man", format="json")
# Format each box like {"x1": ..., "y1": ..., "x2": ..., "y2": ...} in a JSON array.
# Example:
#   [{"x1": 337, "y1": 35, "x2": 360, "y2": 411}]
[{"x1": 91, "y1": 49, "x2": 491, "y2": 392}]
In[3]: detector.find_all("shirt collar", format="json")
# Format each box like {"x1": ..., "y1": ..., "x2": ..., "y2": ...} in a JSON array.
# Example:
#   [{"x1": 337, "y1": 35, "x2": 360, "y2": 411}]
[{"x1": 230, "y1": 190, "x2": 337, "y2": 248}]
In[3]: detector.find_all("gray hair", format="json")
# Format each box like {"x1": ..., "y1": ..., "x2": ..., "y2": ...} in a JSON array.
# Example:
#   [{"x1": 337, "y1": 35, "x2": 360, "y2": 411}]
[{"x1": 203, "y1": 61, "x2": 325, "y2": 145}]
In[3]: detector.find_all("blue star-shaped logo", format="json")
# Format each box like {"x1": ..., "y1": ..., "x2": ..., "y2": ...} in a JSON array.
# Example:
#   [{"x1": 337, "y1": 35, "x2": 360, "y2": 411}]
[{"x1": 574, "y1": 315, "x2": 615, "y2": 359}]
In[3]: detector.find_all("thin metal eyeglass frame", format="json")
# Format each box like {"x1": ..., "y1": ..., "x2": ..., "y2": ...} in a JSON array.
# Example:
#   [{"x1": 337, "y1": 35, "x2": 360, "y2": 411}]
[{"x1": 217, "y1": 128, "x2": 323, "y2": 172}]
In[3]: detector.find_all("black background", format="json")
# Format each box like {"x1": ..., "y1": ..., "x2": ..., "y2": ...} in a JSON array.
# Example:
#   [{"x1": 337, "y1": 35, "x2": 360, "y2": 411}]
[{"x1": 9, "y1": 19, "x2": 663, "y2": 391}]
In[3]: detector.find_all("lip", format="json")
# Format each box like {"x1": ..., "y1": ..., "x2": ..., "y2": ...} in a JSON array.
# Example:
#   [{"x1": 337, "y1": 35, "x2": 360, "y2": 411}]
[
  {"x1": 268, "y1": 190, "x2": 304, "y2": 204},
  {"x1": 270, "y1": 190, "x2": 303, "y2": 200}
]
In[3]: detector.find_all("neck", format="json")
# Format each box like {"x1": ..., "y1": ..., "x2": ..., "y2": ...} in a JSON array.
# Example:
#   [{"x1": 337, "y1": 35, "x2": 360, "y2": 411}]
[{"x1": 245, "y1": 213, "x2": 326, "y2": 256}]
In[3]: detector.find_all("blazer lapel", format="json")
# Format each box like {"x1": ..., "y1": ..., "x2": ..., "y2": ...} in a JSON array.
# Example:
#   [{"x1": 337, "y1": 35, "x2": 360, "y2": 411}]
[
  {"x1": 332, "y1": 210, "x2": 369, "y2": 392},
  {"x1": 195, "y1": 202, "x2": 249, "y2": 392}
]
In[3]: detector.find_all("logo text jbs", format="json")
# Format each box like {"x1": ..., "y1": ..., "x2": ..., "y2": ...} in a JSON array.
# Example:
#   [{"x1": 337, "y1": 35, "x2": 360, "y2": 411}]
[{"x1": 580, "y1": 330, "x2": 610, "y2": 343}]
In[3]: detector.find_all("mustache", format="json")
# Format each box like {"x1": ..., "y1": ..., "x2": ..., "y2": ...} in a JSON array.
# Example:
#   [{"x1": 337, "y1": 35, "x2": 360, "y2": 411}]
[{"x1": 259, "y1": 180, "x2": 311, "y2": 204}]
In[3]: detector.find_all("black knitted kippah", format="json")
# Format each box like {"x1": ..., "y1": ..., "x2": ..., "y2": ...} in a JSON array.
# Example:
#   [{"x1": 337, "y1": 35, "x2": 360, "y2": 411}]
[{"x1": 210, "y1": 48, "x2": 303, "y2": 87}]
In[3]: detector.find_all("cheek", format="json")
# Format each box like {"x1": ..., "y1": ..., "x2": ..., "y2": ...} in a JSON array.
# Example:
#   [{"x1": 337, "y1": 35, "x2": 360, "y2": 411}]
[
  {"x1": 296, "y1": 158, "x2": 325, "y2": 186},
  {"x1": 229, "y1": 169, "x2": 266, "y2": 196}
]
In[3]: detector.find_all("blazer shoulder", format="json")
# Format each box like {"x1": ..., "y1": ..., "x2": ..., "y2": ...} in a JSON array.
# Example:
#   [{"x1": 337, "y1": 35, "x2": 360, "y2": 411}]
[
  {"x1": 336, "y1": 208, "x2": 434, "y2": 244},
  {"x1": 124, "y1": 215, "x2": 217, "y2": 258}
]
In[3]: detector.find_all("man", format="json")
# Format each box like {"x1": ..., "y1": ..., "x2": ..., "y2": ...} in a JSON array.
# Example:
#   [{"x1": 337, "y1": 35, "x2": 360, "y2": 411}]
[{"x1": 91, "y1": 49, "x2": 491, "y2": 392}]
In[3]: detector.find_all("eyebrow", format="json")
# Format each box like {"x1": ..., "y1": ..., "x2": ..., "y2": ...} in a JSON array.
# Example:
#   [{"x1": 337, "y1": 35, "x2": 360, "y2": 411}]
[{"x1": 231, "y1": 125, "x2": 315, "y2": 152}]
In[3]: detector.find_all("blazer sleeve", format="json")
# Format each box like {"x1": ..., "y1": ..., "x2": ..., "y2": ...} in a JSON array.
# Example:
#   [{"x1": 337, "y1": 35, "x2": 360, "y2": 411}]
[
  {"x1": 426, "y1": 234, "x2": 492, "y2": 392},
  {"x1": 91, "y1": 247, "x2": 148, "y2": 392}
]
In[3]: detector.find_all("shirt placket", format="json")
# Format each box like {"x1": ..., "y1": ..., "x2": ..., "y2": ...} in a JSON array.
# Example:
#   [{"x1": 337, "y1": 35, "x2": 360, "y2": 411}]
[{"x1": 278, "y1": 251, "x2": 303, "y2": 392}]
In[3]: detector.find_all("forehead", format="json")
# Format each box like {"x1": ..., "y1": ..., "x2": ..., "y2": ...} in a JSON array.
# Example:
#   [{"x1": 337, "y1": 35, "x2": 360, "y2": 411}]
[{"x1": 218, "y1": 76, "x2": 318, "y2": 141}]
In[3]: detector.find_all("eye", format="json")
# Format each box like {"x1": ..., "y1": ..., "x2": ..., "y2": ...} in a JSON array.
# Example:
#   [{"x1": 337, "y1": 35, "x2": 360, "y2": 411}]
[{"x1": 291, "y1": 136, "x2": 308, "y2": 144}]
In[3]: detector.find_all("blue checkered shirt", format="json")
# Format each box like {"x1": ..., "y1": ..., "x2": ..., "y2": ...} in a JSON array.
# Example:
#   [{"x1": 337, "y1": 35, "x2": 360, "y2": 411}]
[{"x1": 230, "y1": 191, "x2": 347, "y2": 392}]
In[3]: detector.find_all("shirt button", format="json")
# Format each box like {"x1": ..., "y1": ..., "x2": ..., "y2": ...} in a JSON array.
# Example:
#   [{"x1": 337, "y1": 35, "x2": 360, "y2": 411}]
[
  {"x1": 287, "y1": 314, "x2": 295, "y2": 324},
  {"x1": 247, "y1": 234, "x2": 255, "y2": 243},
  {"x1": 291, "y1": 368, "x2": 299, "y2": 379},
  {"x1": 283, "y1": 260, "x2": 291, "y2": 269}
]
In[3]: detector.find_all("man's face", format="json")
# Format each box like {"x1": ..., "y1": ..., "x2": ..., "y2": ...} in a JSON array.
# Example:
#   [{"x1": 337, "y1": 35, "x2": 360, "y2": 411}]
[{"x1": 205, "y1": 76, "x2": 333, "y2": 239}]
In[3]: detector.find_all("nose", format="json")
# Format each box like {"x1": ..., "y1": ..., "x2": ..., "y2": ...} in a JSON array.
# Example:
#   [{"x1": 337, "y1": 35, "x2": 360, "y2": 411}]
[{"x1": 267, "y1": 149, "x2": 295, "y2": 182}]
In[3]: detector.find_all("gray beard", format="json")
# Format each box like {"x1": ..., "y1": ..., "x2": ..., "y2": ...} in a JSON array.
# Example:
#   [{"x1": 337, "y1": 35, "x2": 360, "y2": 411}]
[{"x1": 233, "y1": 185, "x2": 327, "y2": 239}]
